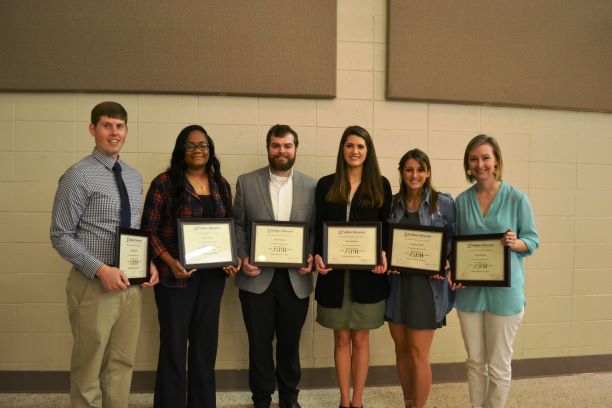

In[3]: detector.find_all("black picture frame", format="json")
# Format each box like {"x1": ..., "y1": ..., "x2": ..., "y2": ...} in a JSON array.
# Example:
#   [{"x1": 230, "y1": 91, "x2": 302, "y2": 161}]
[
  {"x1": 323, "y1": 221, "x2": 382, "y2": 270},
  {"x1": 115, "y1": 227, "x2": 151, "y2": 284},
  {"x1": 388, "y1": 224, "x2": 448, "y2": 275},
  {"x1": 250, "y1": 220, "x2": 308, "y2": 268},
  {"x1": 177, "y1": 218, "x2": 238, "y2": 270},
  {"x1": 451, "y1": 233, "x2": 510, "y2": 287}
]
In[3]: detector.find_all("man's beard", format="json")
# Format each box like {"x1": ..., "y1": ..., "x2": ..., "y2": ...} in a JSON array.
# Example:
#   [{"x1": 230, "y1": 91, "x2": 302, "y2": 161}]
[{"x1": 268, "y1": 154, "x2": 295, "y2": 171}]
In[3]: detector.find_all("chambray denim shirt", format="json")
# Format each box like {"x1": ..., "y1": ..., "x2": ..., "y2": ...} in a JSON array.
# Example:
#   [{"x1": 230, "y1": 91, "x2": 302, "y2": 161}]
[{"x1": 388, "y1": 187, "x2": 456, "y2": 322}]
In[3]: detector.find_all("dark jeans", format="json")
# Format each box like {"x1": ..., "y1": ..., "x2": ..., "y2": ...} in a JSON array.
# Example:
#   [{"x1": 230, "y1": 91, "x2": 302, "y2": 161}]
[
  {"x1": 239, "y1": 269, "x2": 309, "y2": 408},
  {"x1": 153, "y1": 269, "x2": 226, "y2": 408}
]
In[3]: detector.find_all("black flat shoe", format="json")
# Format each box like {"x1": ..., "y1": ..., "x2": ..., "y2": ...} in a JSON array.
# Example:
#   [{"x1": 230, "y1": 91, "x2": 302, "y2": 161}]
[{"x1": 279, "y1": 401, "x2": 301, "y2": 408}]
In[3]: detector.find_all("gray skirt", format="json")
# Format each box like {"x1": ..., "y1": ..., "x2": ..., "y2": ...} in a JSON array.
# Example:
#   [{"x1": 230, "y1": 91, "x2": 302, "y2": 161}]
[{"x1": 385, "y1": 272, "x2": 443, "y2": 330}]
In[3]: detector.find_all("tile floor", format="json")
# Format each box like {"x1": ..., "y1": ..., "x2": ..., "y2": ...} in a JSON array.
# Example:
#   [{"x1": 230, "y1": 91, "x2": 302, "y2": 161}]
[{"x1": 1, "y1": 372, "x2": 611, "y2": 407}]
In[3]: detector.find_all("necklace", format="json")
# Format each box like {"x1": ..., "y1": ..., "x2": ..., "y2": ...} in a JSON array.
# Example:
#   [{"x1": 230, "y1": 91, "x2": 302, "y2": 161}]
[
  {"x1": 406, "y1": 205, "x2": 420, "y2": 213},
  {"x1": 406, "y1": 195, "x2": 421, "y2": 213},
  {"x1": 187, "y1": 175, "x2": 208, "y2": 193},
  {"x1": 196, "y1": 182, "x2": 208, "y2": 192}
]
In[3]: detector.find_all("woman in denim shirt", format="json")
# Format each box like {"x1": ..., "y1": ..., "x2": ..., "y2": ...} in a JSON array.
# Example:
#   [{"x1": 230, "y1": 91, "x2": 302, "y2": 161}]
[{"x1": 386, "y1": 149, "x2": 455, "y2": 408}]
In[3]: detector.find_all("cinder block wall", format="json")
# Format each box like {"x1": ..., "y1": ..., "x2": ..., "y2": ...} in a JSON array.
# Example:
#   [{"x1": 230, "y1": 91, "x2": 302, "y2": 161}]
[{"x1": 0, "y1": 0, "x2": 611, "y2": 373}]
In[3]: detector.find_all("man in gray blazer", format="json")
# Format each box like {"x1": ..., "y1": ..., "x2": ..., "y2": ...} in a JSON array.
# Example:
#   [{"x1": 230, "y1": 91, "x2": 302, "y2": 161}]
[{"x1": 234, "y1": 124, "x2": 316, "y2": 408}]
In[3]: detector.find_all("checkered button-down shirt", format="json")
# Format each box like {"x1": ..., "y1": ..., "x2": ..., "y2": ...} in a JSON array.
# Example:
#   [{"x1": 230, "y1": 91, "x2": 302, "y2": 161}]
[
  {"x1": 141, "y1": 171, "x2": 232, "y2": 287},
  {"x1": 50, "y1": 148, "x2": 143, "y2": 279}
]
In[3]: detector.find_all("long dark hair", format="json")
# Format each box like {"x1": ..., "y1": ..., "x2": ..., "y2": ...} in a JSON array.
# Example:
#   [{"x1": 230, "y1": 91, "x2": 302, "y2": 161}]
[
  {"x1": 167, "y1": 125, "x2": 229, "y2": 216},
  {"x1": 396, "y1": 149, "x2": 439, "y2": 215},
  {"x1": 325, "y1": 125, "x2": 384, "y2": 208}
]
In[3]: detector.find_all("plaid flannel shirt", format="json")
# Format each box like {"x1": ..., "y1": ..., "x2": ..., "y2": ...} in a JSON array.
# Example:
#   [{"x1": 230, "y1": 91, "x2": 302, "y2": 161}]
[{"x1": 141, "y1": 172, "x2": 232, "y2": 287}]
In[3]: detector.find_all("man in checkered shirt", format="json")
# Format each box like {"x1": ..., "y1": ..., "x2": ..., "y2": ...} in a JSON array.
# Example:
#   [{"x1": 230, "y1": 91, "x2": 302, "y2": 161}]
[{"x1": 50, "y1": 101, "x2": 158, "y2": 408}]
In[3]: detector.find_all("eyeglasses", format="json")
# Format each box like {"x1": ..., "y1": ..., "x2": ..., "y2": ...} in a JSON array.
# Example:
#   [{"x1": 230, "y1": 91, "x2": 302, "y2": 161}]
[{"x1": 184, "y1": 142, "x2": 210, "y2": 152}]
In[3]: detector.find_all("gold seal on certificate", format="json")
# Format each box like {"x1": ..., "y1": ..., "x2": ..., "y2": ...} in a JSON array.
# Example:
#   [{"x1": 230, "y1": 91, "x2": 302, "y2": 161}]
[
  {"x1": 323, "y1": 222, "x2": 381, "y2": 269},
  {"x1": 115, "y1": 228, "x2": 151, "y2": 284},
  {"x1": 250, "y1": 221, "x2": 307, "y2": 268},
  {"x1": 451, "y1": 233, "x2": 510, "y2": 287},
  {"x1": 388, "y1": 224, "x2": 447, "y2": 275},
  {"x1": 177, "y1": 218, "x2": 238, "y2": 270}
]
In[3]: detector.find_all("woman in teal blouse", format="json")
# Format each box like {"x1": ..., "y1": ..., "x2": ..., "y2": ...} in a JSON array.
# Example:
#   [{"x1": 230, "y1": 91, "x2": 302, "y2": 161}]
[{"x1": 453, "y1": 134, "x2": 538, "y2": 408}]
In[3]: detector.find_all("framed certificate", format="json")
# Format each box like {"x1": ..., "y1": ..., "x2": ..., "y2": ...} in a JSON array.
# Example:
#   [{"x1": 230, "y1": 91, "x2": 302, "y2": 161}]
[
  {"x1": 388, "y1": 224, "x2": 447, "y2": 275},
  {"x1": 250, "y1": 221, "x2": 307, "y2": 268},
  {"x1": 177, "y1": 218, "x2": 238, "y2": 270},
  {"x1": 115, "y1": 228, "x2": 151, "y2": 284},
  {"x1": 323, "y1": 222, "x2": 381, "y2": 269},
  {"x1": 451, "y1": 233, "x2": 510, "y2": 287}
]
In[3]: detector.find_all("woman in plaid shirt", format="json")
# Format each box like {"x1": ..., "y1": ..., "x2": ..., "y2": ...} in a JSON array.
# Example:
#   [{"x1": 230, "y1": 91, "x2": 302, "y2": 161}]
[{"x1": 141, "y1": 125, "x2": 238, "y2": 408}]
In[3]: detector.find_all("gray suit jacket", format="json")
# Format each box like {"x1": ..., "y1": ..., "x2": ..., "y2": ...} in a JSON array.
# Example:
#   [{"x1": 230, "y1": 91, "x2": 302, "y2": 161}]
[{"x1": 234, "y1": 166, "x2": 316, "y2": 299}]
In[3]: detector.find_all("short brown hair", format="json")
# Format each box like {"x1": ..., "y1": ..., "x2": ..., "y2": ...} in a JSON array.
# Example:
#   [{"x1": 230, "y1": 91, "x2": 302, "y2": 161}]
[
  {"x1": 265, "y1": 124, "x2": 298, "y2": 147},
  {"x1": 90, "y1": 101, "x2": 127, "y2": 126},
  {"x1": 463, "y1": 134, "x2": 503, "y2": 183}
]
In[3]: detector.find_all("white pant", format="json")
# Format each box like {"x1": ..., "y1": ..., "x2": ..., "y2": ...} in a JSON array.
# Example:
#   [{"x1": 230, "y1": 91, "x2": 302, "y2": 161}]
[{"x1": 457, "y1": 310, "x2": 524, "y2": 408}]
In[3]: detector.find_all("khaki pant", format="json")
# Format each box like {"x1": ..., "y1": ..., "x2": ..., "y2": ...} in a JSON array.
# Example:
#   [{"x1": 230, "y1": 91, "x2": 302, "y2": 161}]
[
  {"x1": 66, "y1": 268, "x2": 142, "y2": 408},
  {"x1": 457, "y1": 310, "x2": 524, "y2": 408}
]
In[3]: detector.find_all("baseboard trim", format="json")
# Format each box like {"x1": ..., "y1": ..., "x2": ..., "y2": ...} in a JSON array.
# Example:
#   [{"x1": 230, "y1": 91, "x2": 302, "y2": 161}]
[{"x1": 1, "y1": 354, "x2": 611, "y2": 393}]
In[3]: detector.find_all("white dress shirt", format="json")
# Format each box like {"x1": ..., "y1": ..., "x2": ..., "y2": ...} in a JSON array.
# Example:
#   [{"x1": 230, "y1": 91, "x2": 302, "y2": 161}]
[{"x1": 269, "y1": 168, "x2": 293, "y2": 221}]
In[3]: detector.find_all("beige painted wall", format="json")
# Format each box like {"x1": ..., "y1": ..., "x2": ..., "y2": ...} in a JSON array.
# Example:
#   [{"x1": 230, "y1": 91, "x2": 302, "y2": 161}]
[{"x1": 0, "y1": 0, "x2": 611, "y2": 372}]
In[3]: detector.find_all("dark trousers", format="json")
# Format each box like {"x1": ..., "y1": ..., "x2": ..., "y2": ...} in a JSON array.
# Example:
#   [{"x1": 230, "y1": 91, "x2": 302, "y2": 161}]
[
  {"x1": 153, "y1": 269, "x2": 226, "y2": 408},
  {"x1": 239, "y1": 269, "x2": 310, "y2": 408}
]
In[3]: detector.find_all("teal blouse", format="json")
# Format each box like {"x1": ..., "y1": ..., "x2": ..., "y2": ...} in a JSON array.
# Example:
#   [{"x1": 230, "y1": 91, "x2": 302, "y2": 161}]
[{"x1": 454, "y1": 181, "x2": 539, "y2": 316}]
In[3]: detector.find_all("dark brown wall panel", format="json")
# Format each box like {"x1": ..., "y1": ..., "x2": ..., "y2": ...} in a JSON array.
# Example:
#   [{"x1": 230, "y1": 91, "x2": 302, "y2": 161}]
[
  {"x1": 0, "y1": 1, "x2": 336, "y2": 98},
  {"x1": 387, "y1": 0, "x2": 612, "y2": 112}
]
